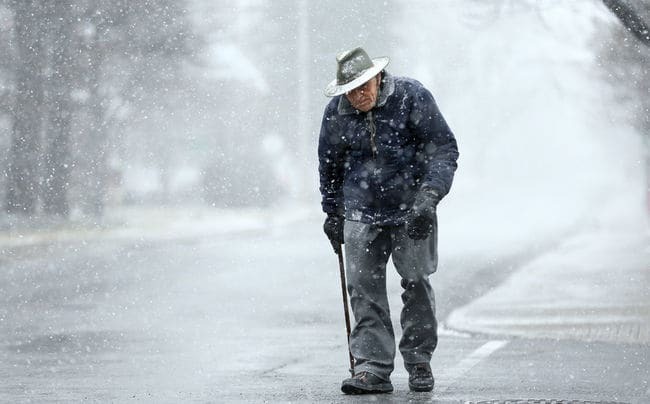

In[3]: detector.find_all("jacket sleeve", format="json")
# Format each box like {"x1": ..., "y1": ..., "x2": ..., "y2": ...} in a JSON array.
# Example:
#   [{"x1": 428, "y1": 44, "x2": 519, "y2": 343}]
[
  {"x1": 409, "y1": 86, "x2": 459, "y2": 199},
  {"x1": 318, "y1": 107, "x2": 346, "y2": 216}
]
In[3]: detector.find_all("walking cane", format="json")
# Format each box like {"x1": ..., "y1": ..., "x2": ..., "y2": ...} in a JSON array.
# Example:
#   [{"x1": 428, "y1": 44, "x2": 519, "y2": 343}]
[{"x1": 336, "y1": 247, "x2": 355, "y2": 376}]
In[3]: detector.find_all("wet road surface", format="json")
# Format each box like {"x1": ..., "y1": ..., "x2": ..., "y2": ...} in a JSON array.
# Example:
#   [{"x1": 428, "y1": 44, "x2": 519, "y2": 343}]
[{"x1": 0, "y1": 218, "x2": 648, "y2": 403}]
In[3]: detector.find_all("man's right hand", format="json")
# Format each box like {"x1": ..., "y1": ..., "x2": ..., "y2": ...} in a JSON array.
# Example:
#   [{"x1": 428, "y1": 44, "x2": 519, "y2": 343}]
[{"x1": 323, "y1": 215, "x2": 344, "y2": 254}]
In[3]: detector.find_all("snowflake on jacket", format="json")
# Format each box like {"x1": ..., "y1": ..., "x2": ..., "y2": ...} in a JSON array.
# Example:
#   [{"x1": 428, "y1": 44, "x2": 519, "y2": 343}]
[{"x1": 318, "y1": 72, "x2": 459, "y2": 225}]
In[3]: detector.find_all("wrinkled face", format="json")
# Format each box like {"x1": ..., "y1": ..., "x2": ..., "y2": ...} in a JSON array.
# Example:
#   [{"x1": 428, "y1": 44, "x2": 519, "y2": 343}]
[{"x1": 345, "y1": 73, "x2": 381, "y2": 112}]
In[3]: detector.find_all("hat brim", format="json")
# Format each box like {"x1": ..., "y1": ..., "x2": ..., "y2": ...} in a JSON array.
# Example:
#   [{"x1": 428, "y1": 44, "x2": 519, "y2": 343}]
[{"x1": 324, "y1": 56, "x2": 390, "y2": 97}]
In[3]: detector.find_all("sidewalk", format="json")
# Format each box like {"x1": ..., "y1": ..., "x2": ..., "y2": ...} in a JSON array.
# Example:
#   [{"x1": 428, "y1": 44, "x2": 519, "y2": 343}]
[
  {"x1": 0, "y1": 203, "x2": 315, "y2": 249},
  {"x1": 447, "y1": 225, "x2": 650, "y2": 345}
]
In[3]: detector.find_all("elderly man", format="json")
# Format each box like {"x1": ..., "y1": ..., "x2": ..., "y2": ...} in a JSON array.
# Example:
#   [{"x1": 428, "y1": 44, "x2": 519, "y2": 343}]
[{"x1": 318, "y1": 47, "x2": 458, "y2": 394}]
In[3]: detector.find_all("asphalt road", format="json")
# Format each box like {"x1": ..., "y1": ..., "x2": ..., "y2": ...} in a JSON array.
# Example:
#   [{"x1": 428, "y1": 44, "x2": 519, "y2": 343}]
[{"x1": 0, "y1": 218, "x2": 648, "y2": 403}]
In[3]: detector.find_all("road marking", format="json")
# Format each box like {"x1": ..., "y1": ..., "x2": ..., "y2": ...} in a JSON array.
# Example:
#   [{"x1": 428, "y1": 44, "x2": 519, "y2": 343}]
[
  {"x1": 438, "y1": 322, "x2": 472, "y2": 338},
  {"x1": 437, "y1": 340, "x2": 509, "y2": 392}
]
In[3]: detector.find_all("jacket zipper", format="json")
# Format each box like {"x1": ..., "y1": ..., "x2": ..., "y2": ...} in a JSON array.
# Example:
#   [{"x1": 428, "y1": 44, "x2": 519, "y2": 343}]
[
  {"x1": 366, "y1": 110, "x2": 377, "y2": 159},
  {"x1": 366, "y1": 111, "x2": 380, "y2": 222}
]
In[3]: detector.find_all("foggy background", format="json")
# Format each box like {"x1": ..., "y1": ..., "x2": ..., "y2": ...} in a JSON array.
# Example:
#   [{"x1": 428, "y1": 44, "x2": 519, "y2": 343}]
[
  {"x1": 1, "y1": 1, "x2": 649, "y2": 401},
  {"x1": 0, "y1": 0, "x2": 647, "y2": 251}
]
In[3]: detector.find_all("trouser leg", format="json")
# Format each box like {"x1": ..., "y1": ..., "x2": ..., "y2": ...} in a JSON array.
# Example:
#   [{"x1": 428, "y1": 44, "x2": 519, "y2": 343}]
[
  {"x1": 344, "y1": 220, "x2": 394, "y2": 380},
  {"x1": 391, "y1": 217, "x2": 438, "y2": 370}
]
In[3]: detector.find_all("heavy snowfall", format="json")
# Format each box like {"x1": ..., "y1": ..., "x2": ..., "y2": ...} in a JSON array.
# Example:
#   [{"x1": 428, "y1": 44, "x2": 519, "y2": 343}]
[{"x1": 0, "y1": 0, "x2": 648, "y2": 402}]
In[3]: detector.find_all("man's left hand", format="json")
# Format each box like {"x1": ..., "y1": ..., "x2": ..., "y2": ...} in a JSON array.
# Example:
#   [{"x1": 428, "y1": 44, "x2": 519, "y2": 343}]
[{"x1": 406, "y1": 189, "x2": 439, "y2": 240}]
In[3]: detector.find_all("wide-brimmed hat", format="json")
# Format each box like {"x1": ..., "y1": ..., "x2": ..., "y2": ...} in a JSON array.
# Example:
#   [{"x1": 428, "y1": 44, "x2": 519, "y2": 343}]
[{"x1": 324, "y1": 47, "x2": 389, "y2": 97}]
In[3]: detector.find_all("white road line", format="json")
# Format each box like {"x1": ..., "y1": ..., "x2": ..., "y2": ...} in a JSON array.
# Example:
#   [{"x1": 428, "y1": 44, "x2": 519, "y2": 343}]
[{"x1": 437, "y1": 340, "x2": 509, "y2": 392}]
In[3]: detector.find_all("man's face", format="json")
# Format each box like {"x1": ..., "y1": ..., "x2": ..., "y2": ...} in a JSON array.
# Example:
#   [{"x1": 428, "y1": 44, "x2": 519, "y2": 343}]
[{"x1": 345, "y1": 74, "x2": 381, "y2": 112}]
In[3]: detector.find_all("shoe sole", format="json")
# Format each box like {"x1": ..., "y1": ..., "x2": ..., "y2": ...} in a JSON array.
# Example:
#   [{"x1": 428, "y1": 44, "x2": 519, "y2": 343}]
[
  {"x1": 408, "y1": 382, "x2": 434, "y2": 392},
  {"x1": 341, "y1": 381, "x2": 394, "y2": 395}
]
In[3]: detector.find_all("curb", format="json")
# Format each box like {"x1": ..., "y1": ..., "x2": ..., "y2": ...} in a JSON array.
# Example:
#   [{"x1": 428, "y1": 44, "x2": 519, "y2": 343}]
[{"x1": 447, "y1": 229, "x2": 650, "y2": 345}]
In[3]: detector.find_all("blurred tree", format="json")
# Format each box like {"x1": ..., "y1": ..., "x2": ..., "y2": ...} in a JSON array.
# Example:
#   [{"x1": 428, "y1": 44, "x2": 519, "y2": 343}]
[
  {"x1": 5, "y1": 0, "x2": 48, "y2": 215},
  {"x1": 600, "y1": 0, "x2": 650, "y2": 136},
  {"x1": 71, "y1": 0, "x2": 197, "y2": 215},
  {"x1": 190, "y1": 1, "x2": 284, "y2": 207},
  {"x1": 2, "y1": 0, "x2": 199, "y2": 218},
  {"x1": 0, "y1": 2, "x2": 13, "y2": 113},
  {"x1": 603, "y1": 0, "x2": 650, "y2": 47},
  {"x1": 41, "y1": 1, "x2": 75, "y2": 216},
  {"x1": 600, "y1": 0, "x2": 650, "y2": 211},
  {"x1": 0, "y1": 2, "x2": 16, "y2": 206}
]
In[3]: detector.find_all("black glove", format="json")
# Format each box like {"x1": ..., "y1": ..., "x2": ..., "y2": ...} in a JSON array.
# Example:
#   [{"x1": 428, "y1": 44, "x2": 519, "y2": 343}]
[
  {"x1": 406, "y1": 189, "x2": 439, "y2": 240},
  {"x1": 323, "y1": 214, "x2": 344, "y2": 254}
]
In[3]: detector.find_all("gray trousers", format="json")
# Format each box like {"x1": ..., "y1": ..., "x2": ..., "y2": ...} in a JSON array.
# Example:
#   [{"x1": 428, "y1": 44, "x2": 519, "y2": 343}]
[{"x1": 344, "y1": 219, "x2": 438, "y2": 381}]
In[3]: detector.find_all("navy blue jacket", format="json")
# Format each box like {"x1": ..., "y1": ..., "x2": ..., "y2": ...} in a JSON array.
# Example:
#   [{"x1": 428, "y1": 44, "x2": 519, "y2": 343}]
[{"x1": 318, "y1": 72, "x2": 458, "y2": 225}]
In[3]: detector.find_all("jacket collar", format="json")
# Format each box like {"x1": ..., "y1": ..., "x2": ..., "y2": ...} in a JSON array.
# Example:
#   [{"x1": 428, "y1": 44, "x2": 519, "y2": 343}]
[{"x1": 337, "y1": 71, "x2": 396, "y2": 115}]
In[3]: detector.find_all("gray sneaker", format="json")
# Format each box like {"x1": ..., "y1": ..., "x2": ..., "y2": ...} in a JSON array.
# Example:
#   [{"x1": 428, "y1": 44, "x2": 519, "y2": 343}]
[
  {"x1": 408, "y1": 363, "x2": 434, "y2": 392},
  {"x1": 341, "y1": 371, "x2": 394, "y2": 394}
]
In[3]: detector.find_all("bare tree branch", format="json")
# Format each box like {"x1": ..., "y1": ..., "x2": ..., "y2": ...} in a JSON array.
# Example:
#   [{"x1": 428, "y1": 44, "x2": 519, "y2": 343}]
[{"x1": 603, "y1": 0, "x2": 650, "y2": 47}]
